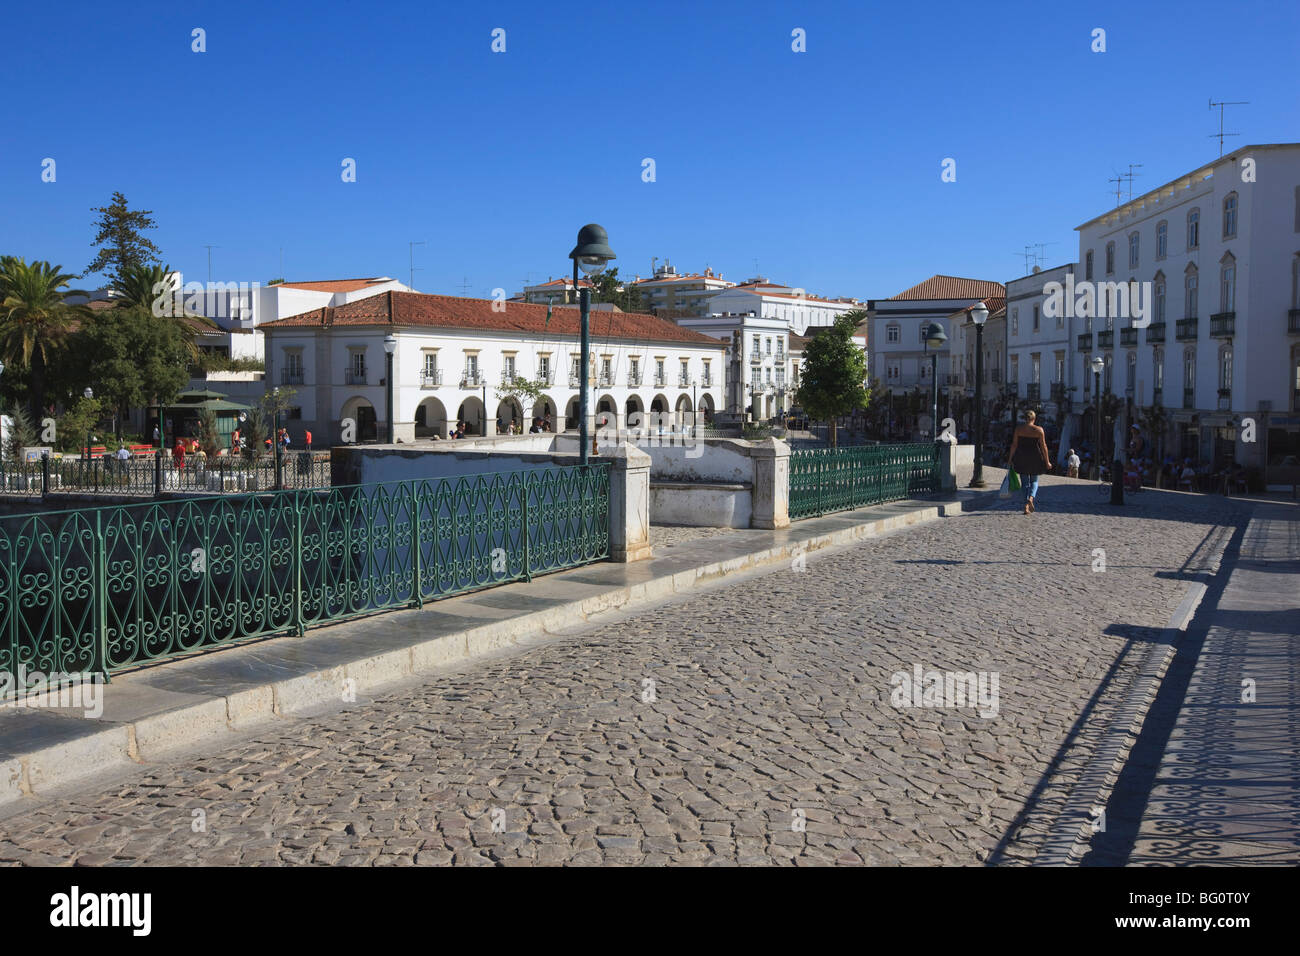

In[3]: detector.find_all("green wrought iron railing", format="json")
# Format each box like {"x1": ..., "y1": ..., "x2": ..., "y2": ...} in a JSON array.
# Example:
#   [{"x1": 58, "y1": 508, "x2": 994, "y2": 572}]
[
  {"x1": 0, "y1": 452, "x2": 332, "y2": 498},
  {"x1": 788, "y1": 442, "x2": 939, "y2": 520},
  {"x1": 0, "y1": 464, "x2": 610, "y2": 696}
]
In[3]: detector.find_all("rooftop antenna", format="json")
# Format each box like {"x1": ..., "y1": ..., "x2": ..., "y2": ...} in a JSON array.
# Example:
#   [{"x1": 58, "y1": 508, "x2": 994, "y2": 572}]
[
  {"x1": 458, "y1": 275, "x2": 472, "y2": 297},
  {"x1": 1124, "y1": 163, "x2": 1144, "y2": 201},
  {"x1": 279, "y1": 247, "x2": 283, "y2": 280},
  {"x1": 408, "y1": 241, "x2": 425, "y2": 291},
  {"x1": 1208, "y1": 98, "x2": 1248, "y2": 157},
  {"x1": 203, "y1": 244, "x2": 219, "y2": 284},
  {"x1": 1107, "y1": 172, "x2": 1125, "y2": 207}
]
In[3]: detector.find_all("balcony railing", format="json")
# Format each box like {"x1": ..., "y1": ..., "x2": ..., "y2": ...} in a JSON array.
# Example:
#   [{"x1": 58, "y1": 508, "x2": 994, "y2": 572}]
[
  {"x1": 991, "y1": 368, "x2": 1002, "y2": 384},
  {"x1": 1289, "y1": 309, "x2": 1300, "y2": 334},
  {"x1": 1077, "y1": 333, "x2": 1093, "y2": 350},
  {"x1": 654, "y1": 375, "x2": 667, "y2": 388},
  {"x1": 461, "y1": 371, "x2": 483, "y2": 387},
  {"x1": 281, "y1": 370, "x2": 304, "y2": 385},
  {"x1": 1120, "y1": 328, "x2": 1138, "y2": 347},
  {"x1": 534, "y1": 371, "x2": 553, "y2": 386},
  {"x1": 1183, "y1": 387, "x2": 1195, "y2": 409},
  {"x1": 1096, "y1": 330, "x2": 1114, "y2": 349},
  {"x1": 568, "y1": 373, "x2": 582, "y2": 387},
  {"x1": 1050, "y1": 383, "x2": 1066, "y2": 403},
  {"x1": 420, "y1": 370, "x2": 442, "y2": 387},
  {"x1": 627, "y1": 373, "x2": 641, "y2": 387},
  {"x1": 1025, "y1": 383, "x2": 1040, "y2": 401},
  {"x1": 1209, "y1": 312, "x2": 1235, "y2": 337},
  {"x1": 701, "y1": 375, "x2": 712, "y2": 387},
  {"x1": 597, "y1": 374, "x2": 613, "y2": 387},
  {"x1": 750, "y1": 352, "x2": 763, "y2": 363},
  {"x1": 345, "y1": 371, "x2": 367, "y2": 385},
  {"x1": 1176, "y1": 318, "x2": 1198, "y2": 341},
  {"x1": 679, "y1": 374, "x2": 692, "y2": 387},
  {"x1": 1146, "y1": 322, "x2": 1166, "y2": 343}
]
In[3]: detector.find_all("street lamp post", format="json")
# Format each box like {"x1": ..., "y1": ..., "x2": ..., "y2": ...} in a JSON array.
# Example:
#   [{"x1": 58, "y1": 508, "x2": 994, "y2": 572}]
[
  {"x1": 568, "y1": 224, "x2": 617, "y2": 466},
  {"x1": 1092, "y1": 356, "x2": 1105, "y2": 479},
  {"x1": 83, "y1": 386, "x2": 94, "y2": 462},
  {"x1": 922, "y1": 323, "x2": 948, "y2": 442},
  {"x1": 967, "y1": 304, "x2": 989, "y2": 487},
  {"x1": 383, "y1": 333, "x2": 397, "y2": 444}
]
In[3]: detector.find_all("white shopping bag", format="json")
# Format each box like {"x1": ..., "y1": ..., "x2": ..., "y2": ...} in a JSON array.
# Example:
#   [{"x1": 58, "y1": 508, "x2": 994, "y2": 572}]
[{"x1": 997, "y1": 473, "x2": 1011, "y2": 499}]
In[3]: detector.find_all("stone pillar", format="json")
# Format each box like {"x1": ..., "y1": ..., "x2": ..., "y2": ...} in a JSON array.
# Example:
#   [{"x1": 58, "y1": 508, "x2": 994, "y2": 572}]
[
  {"x1": 750, "y1": 437, "x2": 790, "y2": 529},
  {"x1": 607, "y1": 442, "x2": 652, "y2": 562},
  {"x1": 938, "y1": 440, "x2": 957, "y2": 491}
]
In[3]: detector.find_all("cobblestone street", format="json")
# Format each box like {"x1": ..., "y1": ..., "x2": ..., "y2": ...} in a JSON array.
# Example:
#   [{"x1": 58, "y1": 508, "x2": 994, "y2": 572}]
[{"x1": 0, "y1": 481, "x2": 1252, "y2": 865}]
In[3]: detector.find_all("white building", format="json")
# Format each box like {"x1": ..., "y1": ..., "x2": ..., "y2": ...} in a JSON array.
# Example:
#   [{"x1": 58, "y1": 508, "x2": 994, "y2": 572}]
[
  {"x1": 868, "y1": 275, "x2": 1006, "y2": 407},
  {"x1": 195, "y1": 276, "x2": 414, "y2": 361},
  {"x1": 260, "y1": 292, "x2": 727, "y2": 443},
  {"x1": 1072, "y1": 142, "x2": 1300, "y2": 470},
  {"x1": 1005, "y1": 263, "x2": 1076, "y2": 416},
  {"x1": 521, "y1": 276, "x2": 592, "y2": 304},
  {"x1": 676, "y1": 311, "x2": 795, "y2": 420},
  {"x1": 630, "y1": 261, "x2": 735, "y2": 317},
  {"x1": 707, "y1": 279, "x2": 863, "y2": 335}
]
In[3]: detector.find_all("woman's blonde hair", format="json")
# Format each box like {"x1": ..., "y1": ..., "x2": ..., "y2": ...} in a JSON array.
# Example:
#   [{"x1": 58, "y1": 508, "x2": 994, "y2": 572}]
[{"x1": 1024, "y1": 409, "x2": 1037, "y2": 423}]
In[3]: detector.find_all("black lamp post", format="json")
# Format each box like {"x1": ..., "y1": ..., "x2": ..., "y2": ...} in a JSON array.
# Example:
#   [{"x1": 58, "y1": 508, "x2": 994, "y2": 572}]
[
  {"x1": 1091, "y1": 356, "x2": 1104, "y2": 479},
  {"x1": 83, "y1": 386, "x2": 94, "y2": 461},
  {"x1": 966, "y1": 304, "x2": 989, "y2": 486},
  {"x1": 383, "y1": 333, "x2": 397, "y2": 444},
  {"x1": 922, "y1": 322, "x2": 947, "y2": 442},
  {"x1": 568, "y1": 224, "x2": 616, "y2": 466}
]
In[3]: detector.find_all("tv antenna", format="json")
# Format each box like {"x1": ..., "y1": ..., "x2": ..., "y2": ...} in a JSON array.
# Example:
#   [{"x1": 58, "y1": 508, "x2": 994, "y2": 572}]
[
  {"x1": 1107, "y1": 173, "x2": 1125, "y2": 207},
  {"x1": 1208, "y1": 99, "x2": 1248, "y2": 157},
  {"x1": 1125, "y1": 163, "x2": 1143, "y2": 201},
  {"x1": 408, "y1": 241, "x2": 425, "y2": 291},
  {"x1": 458, "y1": 275, "x2": 472, "y2": 297},
  {"x1": 1013, "y1": 242, "x2": 1057, "y2": 273},
  {"x1": 203, "y1": 244, "x2": 219, "y2": 283}
]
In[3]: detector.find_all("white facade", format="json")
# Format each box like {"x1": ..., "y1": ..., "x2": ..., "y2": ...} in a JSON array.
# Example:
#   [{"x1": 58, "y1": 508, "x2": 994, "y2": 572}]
[
  {"x1": 1006, "y1": 263, "x2": 1075, "y2": 415},
  {"x1": 261, "y1": 293, "x2": 727, "y2": 443},
  {"x1": 706, "y1": 281, "x2": 862, "y2": 336},
  {"x1": 676, "y1": 312, "x2": 797, "y2": 420},
  {"x1": 1073, "y1": 143, "x2": 1300, "y2": 467},
  {"x1": 630, "y1": 261, "x2": 735, "y2": 316}
]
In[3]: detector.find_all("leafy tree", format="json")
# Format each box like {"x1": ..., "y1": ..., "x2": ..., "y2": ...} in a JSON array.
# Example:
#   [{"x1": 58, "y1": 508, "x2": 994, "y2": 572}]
[
  {"x1": 72, "y1": 306, "x2": 190, "y2": 435},
  {"x1": 3, "y1": 402, "x2": 36, "y2": 462},
  {"x1": 242, "y1": 386, "x2": 297, "y2": 461},
  {"x1": 590, "y1": 268, "x2": 643, "y2": 312},
  {"x1": 56, "y1": 396, "x2": 103, "y2": 453},
  {"x1": 495, "y1": 376, "x2": 545, "y2": 425},
  {"x1": 197, "y1": 407, "x2": 223, "y2": 458},
  {"x1": 793, "y1": 311, "x2": 870, "y2": 447},
  {"x1": 86, "y1": 192, "x2": 162, "y2": 287},
  {"x1": 0, "y1": 259, "x2": 92, "y2": 422},
  {"x1": 111, "y1": 262, "x2": 177, "y2": 310}
]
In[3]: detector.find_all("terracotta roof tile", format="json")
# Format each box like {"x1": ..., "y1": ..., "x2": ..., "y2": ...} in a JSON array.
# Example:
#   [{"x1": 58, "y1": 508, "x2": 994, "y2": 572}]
[
  {"x1": 275, "y1": 278, "x2": 395, "y2": 293},
  {"x1": 945, "y1": 297, "x2": 1007, "y2": 321},
  {"x1": 263, "y1": 292, "x2": 726, "y2": 348},
  {"x1": 888, "y1": 275, "x2": 1006, "y2": 301}
]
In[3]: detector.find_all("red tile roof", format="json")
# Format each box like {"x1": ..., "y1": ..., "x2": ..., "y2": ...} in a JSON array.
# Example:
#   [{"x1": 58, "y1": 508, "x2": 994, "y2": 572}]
[
  {"x1": 264, "y1": 292, "x2": 726, "y2": 347},
  {"x1": 275, "y1": 278, "x2": 396, "y2": 293},
  {"x1": 946, "y1": 297, "x2": 1007, "y2": 321},
  {"x1": 888, "y1": 275, "x2": 1005, "y2": 301}
]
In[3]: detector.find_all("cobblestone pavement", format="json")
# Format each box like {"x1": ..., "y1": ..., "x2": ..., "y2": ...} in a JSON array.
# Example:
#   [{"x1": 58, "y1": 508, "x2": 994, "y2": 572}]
[
  {"x1": 0, "y1": 481, "x2": 1250, "y2": 865},
  {"x1": 649, "y1": 525, "x2": 743, "y2": 549}
]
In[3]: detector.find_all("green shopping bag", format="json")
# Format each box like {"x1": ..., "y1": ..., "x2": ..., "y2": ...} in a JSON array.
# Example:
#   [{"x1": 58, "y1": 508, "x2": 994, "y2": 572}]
[{"x1": 1008, "y1": 468, "x2": 1021, "y2": 492}]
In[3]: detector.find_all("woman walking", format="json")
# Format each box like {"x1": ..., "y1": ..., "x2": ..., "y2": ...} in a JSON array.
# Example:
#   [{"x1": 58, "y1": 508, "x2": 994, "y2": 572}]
[{"x1": 1007, "y1": 409, "x2": 1051, "y2": 515}]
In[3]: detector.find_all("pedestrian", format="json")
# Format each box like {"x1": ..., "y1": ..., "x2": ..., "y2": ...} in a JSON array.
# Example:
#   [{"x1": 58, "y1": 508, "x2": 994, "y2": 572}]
[
  {"x1": 114, "y1": 443, "x2": 130, "y2": 478},
  {"x1": 1067, "y1": 448, "x2": 1080, "y2": 479},
  {"x1": 152, "y1": 424, "x2": 161, "y2": 445},
  {"x1": 172, "y1": 439, "x2": 186, "y2": 469},
  {"x1": 305, "y1": 428, "x2": 313, "y2": 451},
  {"x1": 529, "y1": 417, "x2": 543, "y2": 434},
  {"x1": 1007, "y1": 409, "x2": 1051, "y2": 515}
]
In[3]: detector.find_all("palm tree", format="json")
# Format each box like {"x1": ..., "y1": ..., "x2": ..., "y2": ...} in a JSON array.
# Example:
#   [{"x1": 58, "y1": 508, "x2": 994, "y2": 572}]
[
  {"x1": 0, "y1": 259, "x2": 92, "y2": 421},
  {"x1": 111, "y1": 262, "x2": 177, "y2": 310}
]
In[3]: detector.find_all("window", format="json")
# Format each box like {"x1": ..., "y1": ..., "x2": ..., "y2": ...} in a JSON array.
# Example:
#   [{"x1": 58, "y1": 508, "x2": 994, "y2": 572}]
[
  {"x1": 1153, "y1": 348, "x2": 1164, "y2": 390},
  {"x1": 1085, "y1": 250, "x2": 1094, "y2": 281},
  {"x1": 570, "y1": 355, "x2": 580, "y2": 378},
  {"x1": 1155, "y1": 277, "x2": 1166, "y2": 324},
  {"x1": 1054, "y1": 351, "x2": 1065, "y2": 383},
  {"x1": 629, "y1": 357, "x2": 639, "y2": 381},
  {"x1": 283, "y1": 350, "x2": 303, "y2": 383},
  {"x1": 1184, "y1": 348, "x2": 1196, "y2": 393},
  {"x1": 764, "y1": 338, "x2": 771, "y2": 354},
  {"x1": 349, "y1": 350, "x2": 366, "y2": 381},
  {"x1": 1187, "y1": 208, "x2": 1200, "y2": 250},
  {"x1": 1223, "y1": 193, "x2": 1238, "y2": 239},
  {"x1": 1082, "y1": 354, "x2": 1092, "y2": 393},
  {"x1": 1031, "y1": 353, "x2": 1041, "y2": 384},
  {"x1": 886, "y1": 324, "x2": 900, "y2": 343},
  {"x1": 776, "y1": 338, "x2": 784, "y2": 356},
  {"x1": 1011, "y1": 308, "x2": 1019, "y2": 335},
  {"x1": 1104, "y1": 354, "x2": 1113, "y2": 392},
  {"x1": 600, "y1": 357, "x2": 611, "y2": 381},
  {"x1": 422, "y1": 352, "x2": 437, "y2": 377},
  {"x1": 1185, "y1": 267, "x2": 1198, "y2": 318},
  {"x1": 887, "y1": 363, "x2": 900, "y2": 381},
  {"x1": 465, "y1": 354, "x2": 479, "y2": 377},
  {"x1": 1032, "y1": 305, "x2": 1040, "y2": 332},
  {"x1": 1219, "y1": 346, "x2": 1233, "y2": 392},
  {"x1": 1129, "y1": 232, "x2": 1140, "y2": 268},
  {"x1": 656, "y1": 358, "x2": 665, "y2": 382},
  {"x1": 1105, "y1": 241, "x2": 1115, "y2": 274},
  {"x1": 1009, "y1": 355, "x2": 1019, "y2": 383},
  {"x1": 752, "y1": 335, "x2": 760, "y2": 354},
  {"x1": 1156, "y1": 221, "x2": 1168, "y2": 260},
  {"x1": 503, "y1": 355, "x2": 516, "y2": 380},
  {"x1": 1220, "y1": 257, "x2": 1236, "y2": 312},
  {"x1": 680, "y1": 359, "x2": 689, "y2": 378},
  {"x1": 1126, "y1": 351, "x2": 1136, "y2": 392},
  {"x1": 920, "y1": 362, "x2": 930, "y2": 380},
  {"x1": 538, "y1": 355, "x2": 550, "y2": 380}
]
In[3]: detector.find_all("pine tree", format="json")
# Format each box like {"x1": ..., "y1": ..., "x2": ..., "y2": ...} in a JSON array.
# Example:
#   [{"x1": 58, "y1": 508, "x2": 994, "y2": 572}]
[{"x1": 86, "y1": 192, "x2": 162, "y2": 286}]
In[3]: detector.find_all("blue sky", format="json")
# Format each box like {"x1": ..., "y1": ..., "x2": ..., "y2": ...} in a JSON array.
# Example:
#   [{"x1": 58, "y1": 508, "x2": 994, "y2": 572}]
[{"x1": 2, "y1": 0, "x2": 1296, "y2": 302}]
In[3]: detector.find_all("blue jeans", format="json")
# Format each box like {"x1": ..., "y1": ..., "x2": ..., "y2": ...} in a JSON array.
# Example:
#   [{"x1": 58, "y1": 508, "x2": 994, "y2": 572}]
[{"x1": 1022, "y1": 473, "x2": 1040, "y2": 503}]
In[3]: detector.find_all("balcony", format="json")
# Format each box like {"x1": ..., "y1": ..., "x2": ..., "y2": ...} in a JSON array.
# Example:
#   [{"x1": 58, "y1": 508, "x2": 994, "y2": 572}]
[
  {"x1": 654, "y1": 376, "x2": 667, "y2": 388},
  {"x1": 1209, "y1": 312, "x2": 1235, "y2": 337},
  {"x1": 701, "y1": 375, "x2": 712, "y2": 387},
  {"x1": 461, "y1": 371, "x2": 483, "y2": 387},
  {"x1": 534, "y1": 371, "x2": 553, "y2": 386},
  {"x1": 945, "y1": 373, "x2": 962, "y2": 386},
  {"x1": 1050, "y1": 383, "x2": 1066, "y2": 403},
  {"x1": 1120, "y1": 328, "x2": 1138, "y2": 347},
  {"x1": 750, "y1": 352, "x2": 763, "y2": 363},
  {"x1": 597, "y1": 374, "x2": 614, "y2": 387},
  {"x1": 1096, "y1": 330, "x2": 1114, "y2": 349},
  {"x1": 281, "y1": 370, "x2": 304, "y2": 385},
  {"x1": 1025, "y1": 383, "x2": 1040, "y2": 401},
  {"x1": 1077, "y1": 333, "x2": 1093, "y2": 350},
  {"x1": 679, "y1": 374, "x2": 693, "y2": 387},
  {"x1": 1183, "y1": 387, "x2": 1195, "y2": 409},
  {"x1": 345, "y1": 372, "x2": 367, "y2": 385},
  {"x1": 627, "y1": 373, "x2": 642, "y2": 387},
  {"x1": 1289, "y1": 309, "x2": 1300, "y2": 334},
  {"x1": 1146, "y1": 322, "x2": 1166, "y2": 343},
  {"x1": 1176, "y1": 318, "x2": 1198, "y2": 341},
  {"x1": 420, "y1": 370, "x2": 442, "y2": 388},
  {"x1": 991, "y1": 368, "x2": 1002, "y2": 384}
]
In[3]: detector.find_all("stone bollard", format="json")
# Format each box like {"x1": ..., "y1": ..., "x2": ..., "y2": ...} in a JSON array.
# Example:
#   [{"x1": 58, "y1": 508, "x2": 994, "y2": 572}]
[
  {"x1": 938, "y1": 440, "x2": 958, "y2": 492},
  {"x1": 750, "y1": 438, "x2": 790, "y2": 529},
  {"x1": 607, "y1": 442, "x2": 653, "y2": 562}
]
